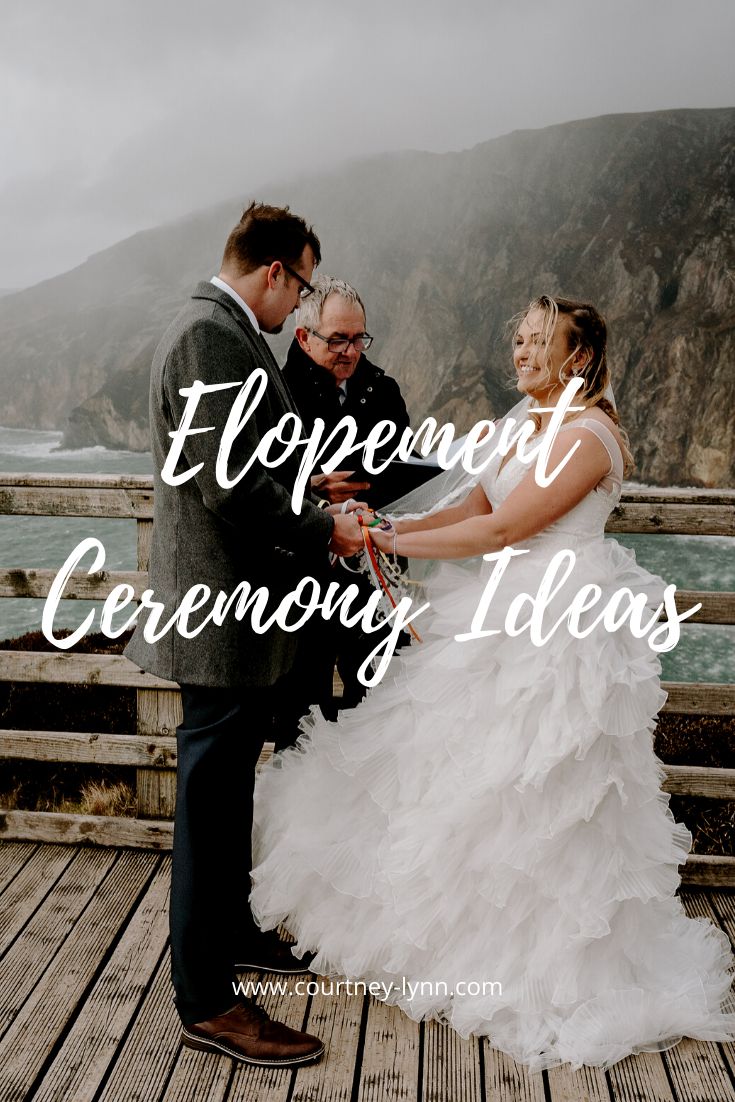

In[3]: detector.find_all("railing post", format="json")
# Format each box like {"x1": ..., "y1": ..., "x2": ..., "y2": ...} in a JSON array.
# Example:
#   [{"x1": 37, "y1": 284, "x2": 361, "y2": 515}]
[{"x1": 135, "y1": 518, "x2": 179, "y2": 819}]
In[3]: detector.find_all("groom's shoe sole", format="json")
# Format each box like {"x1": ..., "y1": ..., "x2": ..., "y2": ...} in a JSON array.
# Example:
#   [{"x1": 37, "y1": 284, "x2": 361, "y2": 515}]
[
  {"x1": 233, "y1": 958, "x2": 313, "y2": 974},
  {"x1": 182, "y1": 1029, "x2": 324, "y2": 1067}
]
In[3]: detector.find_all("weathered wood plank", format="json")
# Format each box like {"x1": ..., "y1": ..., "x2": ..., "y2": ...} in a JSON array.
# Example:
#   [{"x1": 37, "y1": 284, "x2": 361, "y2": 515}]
[
  {"x1": 287, "y1": 982, "x2": 365, "y2": 1102},
  {"x1": 0, "y1": 728, "x2": 177, "y2": 767},
  {"x1": 606, "y1": 502, "x2": 734, "y2": 536},
  {"x1": 0, "y1": 840, "x2": 37, "y2": 895},
  {"x1": 661, "y1": 764, "x2": 735, "y2": 800},
  {"x1": 607, "y1": 1051, "x2": 675, "y2": 1101},
  {"x1": 356, "y1": 998, "x2": 420, "y2": 1102},
  {"x1": 136, "y1": 689, "x2": 179, "y2": 818},
  {"x1": 97, "y1": 949, "x2": 180, "y2": 1102},
  {"x1": 619, "y1": 488, "x2": 735, "y2": 505},
  {"x1": 30, "y1": 860, "x2": 170, "y2": 1102},
  {"x1": 0, "y1": 809, "x2": 173, "y2": 849},
  {"x1": 0, "y1": 649, "x2": 178, "y2": 689},
  {"x1": 0, "y1": 848, "x2": 116, "y2": 1041},
  {"x1": 0, "y1": 484, "x2": 153, "y2": 519},
  {"x1": 0, "y1": 843, "x2": 77, "y2": 956},
  {"x1": 546, "y1": 1063, "x2": 612, "y2": 1101},
  {"x1": 160, "y1": 1045, "x2": 233, "y2": 1102},
  {"x1": 226, "y1": 978, "x2": 309, "y2": 1102},
  {"x1": 668, "y1": 590, "x2": 735, "y2": 625},
  {"x1": 680, "y1": 855, "x2": 735, "y2": 889},
  {"x1": 0, "y1": 473, "x2": 153, "y2": 490},
  {"x1": 0, "y1": 568, "x2": 146, "y2": 600},
  {"x1": 661, "y1": 682, "x2": 735, "y2": 716},
  {"x1": 668, "y1": 893, "x2": 735, "y2": 1099},
  {"x1": 664, "y1": 1034, "x2": 735, "y2": 1100},
  {"x1": 423, "y1": 1019, "x2": 484, "y2": 1102},
  {"x1": 482, "y1": 1042, "x2": 546, "y2": 1101},
  {"x1": 0, "y1": 849, "x2": 159, "y2": 1100}
]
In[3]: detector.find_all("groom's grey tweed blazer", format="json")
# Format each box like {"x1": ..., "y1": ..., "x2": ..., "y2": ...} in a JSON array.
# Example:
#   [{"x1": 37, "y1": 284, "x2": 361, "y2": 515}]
[{"x1": 124, "y1": 281, "x2": 334, "y2": 688}]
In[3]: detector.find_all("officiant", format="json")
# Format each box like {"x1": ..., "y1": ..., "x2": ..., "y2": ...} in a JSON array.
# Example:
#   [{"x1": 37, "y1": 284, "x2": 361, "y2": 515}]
[
  {"x1": 275, "y1": 276, "x2": 413, "y2": 743},
  {"x1": 283, "y1": 275, "x2": 413, "y2": 509}
]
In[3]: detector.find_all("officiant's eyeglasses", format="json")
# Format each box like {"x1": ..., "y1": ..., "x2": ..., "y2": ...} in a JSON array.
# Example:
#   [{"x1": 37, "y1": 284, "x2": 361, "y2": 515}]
[
  {"x1": 308, "y1": 330, "x2": 374, "y2": 353},
  {"x1": 281, "y1": 263, "x2": 316, "y2": 299}
]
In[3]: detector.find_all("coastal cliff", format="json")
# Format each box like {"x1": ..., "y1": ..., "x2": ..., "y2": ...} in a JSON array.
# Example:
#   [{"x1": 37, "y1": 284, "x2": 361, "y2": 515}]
[{"x1": 0, "y1": 107, "x2": 732, "y2": 484}]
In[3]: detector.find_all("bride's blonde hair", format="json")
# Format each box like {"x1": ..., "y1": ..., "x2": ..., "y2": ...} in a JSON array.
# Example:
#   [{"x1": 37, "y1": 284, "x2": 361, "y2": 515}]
[{"x1": 509, "y1": 295, "x2": 635, "y2": 473}]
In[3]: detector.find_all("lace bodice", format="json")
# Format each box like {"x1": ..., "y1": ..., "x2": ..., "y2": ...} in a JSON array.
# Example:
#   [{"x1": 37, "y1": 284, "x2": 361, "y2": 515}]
[{"x1": 480, "y1": 416, "x2": 624, "y2": 544}]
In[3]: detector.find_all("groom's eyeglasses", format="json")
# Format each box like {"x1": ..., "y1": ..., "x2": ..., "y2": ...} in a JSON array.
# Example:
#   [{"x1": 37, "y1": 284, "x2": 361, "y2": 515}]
[
  {"x1": 281, "y1": 263, "x2": 315, "y2": 299},
  {"x1": 307, "y1": 329, "x2": 374, "y2": 353}
]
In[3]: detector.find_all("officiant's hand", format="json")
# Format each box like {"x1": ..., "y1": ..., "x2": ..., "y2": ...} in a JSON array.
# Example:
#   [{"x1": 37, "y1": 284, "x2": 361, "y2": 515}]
[
  {"x1": 329, "y1": 513, "x2": 364, "y2": 557},
  {"x1": 311, "y1": 471, "x2": 371, "y2": 504}
]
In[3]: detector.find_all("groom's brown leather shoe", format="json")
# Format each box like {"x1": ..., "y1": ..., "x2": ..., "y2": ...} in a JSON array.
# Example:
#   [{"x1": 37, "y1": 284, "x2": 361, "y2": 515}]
[{"x1": 182, "y1": 999, "x2": 324, "y2": 1067}]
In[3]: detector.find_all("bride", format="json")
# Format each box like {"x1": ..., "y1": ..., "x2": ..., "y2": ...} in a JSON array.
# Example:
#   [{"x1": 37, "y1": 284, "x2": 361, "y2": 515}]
[{"x1": 250, "y1": 295, "x2": 735, "y2": 1070}]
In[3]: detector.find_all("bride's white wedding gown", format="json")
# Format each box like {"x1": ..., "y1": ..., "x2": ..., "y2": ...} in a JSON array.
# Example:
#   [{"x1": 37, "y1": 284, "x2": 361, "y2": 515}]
[{"x1": 250, "y1": 417, "x2": 735, "y2": 1070}]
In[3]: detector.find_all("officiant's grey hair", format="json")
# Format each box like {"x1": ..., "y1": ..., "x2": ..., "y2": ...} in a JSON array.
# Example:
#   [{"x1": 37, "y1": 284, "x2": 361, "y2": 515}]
[{"x1": 295, "y1": 276, "x2": 366, "y2": 330}]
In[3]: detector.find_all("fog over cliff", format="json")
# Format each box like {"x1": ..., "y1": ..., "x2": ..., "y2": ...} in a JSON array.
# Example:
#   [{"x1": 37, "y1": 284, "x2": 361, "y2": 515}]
[{"x1": 0, "y1": 107, "x2": 733, "y2": 486}]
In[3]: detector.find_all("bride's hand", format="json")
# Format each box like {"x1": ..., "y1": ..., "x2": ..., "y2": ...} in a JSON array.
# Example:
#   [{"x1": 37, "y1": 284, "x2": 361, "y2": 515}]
[
  {"x1": 369, "y1": 527, "x2": 395, "y2": 555},
  {"x1": 326, "y1": 499, "x2": 369, "y2": 516}
]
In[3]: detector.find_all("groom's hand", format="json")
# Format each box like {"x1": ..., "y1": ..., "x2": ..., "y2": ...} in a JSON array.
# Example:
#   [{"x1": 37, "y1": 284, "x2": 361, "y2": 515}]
[{"x1": 329, "y1": 514, "x2": 364, "y2": 557}]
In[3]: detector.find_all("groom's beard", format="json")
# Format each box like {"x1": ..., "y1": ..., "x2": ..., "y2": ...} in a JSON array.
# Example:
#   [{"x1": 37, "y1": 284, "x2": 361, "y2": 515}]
[{"x1": 263, "y1": 321, "x2": 284, "y2": 335}]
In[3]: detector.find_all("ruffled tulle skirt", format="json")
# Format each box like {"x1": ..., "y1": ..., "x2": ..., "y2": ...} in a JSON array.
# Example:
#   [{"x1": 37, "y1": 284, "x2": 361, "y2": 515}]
[{"x1": 250, "y1": 535, "x2": 735, "y2": 1070}]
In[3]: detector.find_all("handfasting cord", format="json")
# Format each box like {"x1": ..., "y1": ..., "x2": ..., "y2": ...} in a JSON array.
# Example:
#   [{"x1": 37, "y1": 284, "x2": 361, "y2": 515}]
[{"x1": 358, "y1": 514, "x2": 423, "y2": 644}]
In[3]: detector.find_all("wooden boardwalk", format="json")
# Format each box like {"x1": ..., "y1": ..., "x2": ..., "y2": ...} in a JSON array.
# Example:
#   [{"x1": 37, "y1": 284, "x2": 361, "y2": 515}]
[{"x1": 1, "y1": 843, "x2": 735, "y2": 1102}]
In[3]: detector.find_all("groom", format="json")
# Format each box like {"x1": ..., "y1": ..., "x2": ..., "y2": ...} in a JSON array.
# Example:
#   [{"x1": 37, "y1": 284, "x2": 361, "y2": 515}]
[{"x1": 125, "y1": 202, "x2": 363, "y2": 1066}]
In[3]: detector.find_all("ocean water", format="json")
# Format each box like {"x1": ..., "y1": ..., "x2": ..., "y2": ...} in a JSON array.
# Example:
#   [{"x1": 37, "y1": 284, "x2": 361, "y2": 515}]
[{"x1": 0, "y1": 426, "x2": 732, "y2": 684}]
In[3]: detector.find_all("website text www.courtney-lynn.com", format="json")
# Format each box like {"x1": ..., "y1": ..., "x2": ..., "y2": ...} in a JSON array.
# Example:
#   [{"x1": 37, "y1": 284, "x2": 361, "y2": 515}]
[{"x1": 233, "y1": 977, "x2": 503, "y2": 1000}]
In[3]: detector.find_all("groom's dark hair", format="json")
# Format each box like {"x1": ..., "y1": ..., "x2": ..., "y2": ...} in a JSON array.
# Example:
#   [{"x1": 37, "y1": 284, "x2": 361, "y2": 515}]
[{"x1": 221, "y1": 201, "x2": 321, "y2": 275}]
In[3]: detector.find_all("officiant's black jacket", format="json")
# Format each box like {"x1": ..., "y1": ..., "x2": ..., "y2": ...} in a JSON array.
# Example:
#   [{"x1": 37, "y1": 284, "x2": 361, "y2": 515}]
[{"x1": 282, "y1": 339, "x2": 411, "y2": 509}]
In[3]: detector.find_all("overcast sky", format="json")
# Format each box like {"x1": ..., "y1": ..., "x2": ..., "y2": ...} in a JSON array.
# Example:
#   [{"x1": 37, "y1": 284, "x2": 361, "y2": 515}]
[{"x1": 2, "y1": 0, "x2": 733, "y2": 290}]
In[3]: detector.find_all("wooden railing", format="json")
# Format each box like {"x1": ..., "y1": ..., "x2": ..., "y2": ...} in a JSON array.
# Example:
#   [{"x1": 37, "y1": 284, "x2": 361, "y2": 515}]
[{"x1": 0, "y1": 475, "x2": 733, "y2": 885}]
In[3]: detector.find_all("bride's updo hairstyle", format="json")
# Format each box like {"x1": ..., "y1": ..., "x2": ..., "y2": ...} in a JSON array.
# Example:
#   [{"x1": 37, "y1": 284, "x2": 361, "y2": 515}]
[{"x1": 511, "y1": 295, "x2": 634, "y2": 472}]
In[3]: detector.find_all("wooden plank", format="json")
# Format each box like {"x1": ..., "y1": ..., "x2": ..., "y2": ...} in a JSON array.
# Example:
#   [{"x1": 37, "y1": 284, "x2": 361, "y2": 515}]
[
  {"x1": 661, "y1": 682, "x2": 735, "y2": 716},
  {"x1": 227, "y1": 970, "x2": 312, "y2": 1102},
  {"x1": 288, "y1": 982, "x2": 365, "y2": 1102},
  {"x1": 482, "y1": 1042, "x2": 546, "y2": 1101},
  {"x1": 0, "y1": 849, "x2": 159, "y2": 1100},
  {"x1": 663, "y1": 1029, "x2": 735, "y2": 1099},
  {"x1": 423, "y1": 1019, "x2": 483, "y2": 1102},
  {"x1": 0, "y1": 650, "x2": 178, "y2": 689},
  {"x1": 606, "y1": 503, "x2": 734, "y2": 536},
  {"x1": 619, "y1": 488, "x2": 735, "y2": 505},
  {"x1": 607, "y1": 1051, "x2": 675, "y2": 1101},
  {"x1": 0, "y1": 840, "x2": 37, "y2": 895},
  {"x1": 0, "y1": 848, "x2": 116, "y2": 1039},
  {"x1": 356, "y1": 998, "x2": 420, "y2": 1102},
  {"x1": 0, "y1": 473, "x2": 153, "y2": 490},
  {"x1": 707, "y1": 890, "x2": 735, "y2": 948},
  {"x1": 667, "y1": 893, "x2": 735, "y2": 1100},
  {"x1": 160, "y1": 1045, "x2": 233, "y2": 1102},
  {"x1": 680, "y1": 856, "x2": 735, "y2": 889},
  {"x1": 546, "y1": 1063, "x2": 612, "y2": 1101},
  {"x1": 0, "y1": 484, "x2": 153, "y2": 519},
  {"x1": 0, "y1": 842, "x2": 76, "y2": 956},
  {"x1": 136, "y1": 690, "x2": 179, "y2": 818},
  {"x1": 0, "y1": 474, "x2": 732, "y2": 504},
  {"x1": 661, "y1": 765, "x2": 735, "y2": 800},
  {"x1": 134, "y1": 517, "x2": 179, "y2": 819},
  {"x1": 669, "y1": 590, "x2": 735, "y2": 626},
  {"x1": 0, "y1": 728, "x2": 177, "y2": 767},
  {"x1": 30, "y1": 859, "x2": 170, "y2": 1102},
  {"x1": 97, "y1": 949, "x2": 181, "y2": 1102},
  {"x1": 0, "y1": 568, "x2": 146, "y2": 600},
  {"x1": 0, "y1": 809, "x2": 173, "y2": 849}
]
